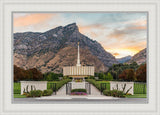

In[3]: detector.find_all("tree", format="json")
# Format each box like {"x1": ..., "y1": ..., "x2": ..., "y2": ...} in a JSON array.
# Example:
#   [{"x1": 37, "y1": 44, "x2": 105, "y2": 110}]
[
  {"x1": 14, "y1": 65, "x2": 25, "y2": 82},
  {"x1": 119, "y1": 69, "x2": 135, "y2": 81},
  {"x1": 28, "y1": 68, "x2": 43, "y2": 80},
  {"x1": 105, "y1": 72, "x2": 113, "y2": 81},
  {"x1": 43, "y1": 72, "x2": 61, "y2": 81},
  {"x1": 14, "y1": 65, "x2": 44, "y2": 81},
  {"x1": 135, "y1": 64, "x2": 146, "y2": 82},
  {"x1": 108, "y1": 62, "x2": 140, "y2": 80}
]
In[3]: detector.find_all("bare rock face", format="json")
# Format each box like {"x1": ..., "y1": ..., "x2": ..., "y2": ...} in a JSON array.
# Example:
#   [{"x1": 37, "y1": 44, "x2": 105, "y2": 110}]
[
  {"x1": 14, "y1": 23, "x2": 118, "y2": 73},
  {"x1": 128, "y1": 48, "x2": 146, "y2": 65}
]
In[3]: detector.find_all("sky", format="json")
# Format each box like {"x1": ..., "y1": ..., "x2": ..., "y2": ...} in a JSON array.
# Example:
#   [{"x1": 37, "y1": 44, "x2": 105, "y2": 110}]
[{"x1": 13, "y1": 12, "x2": 147, "y2": 58}]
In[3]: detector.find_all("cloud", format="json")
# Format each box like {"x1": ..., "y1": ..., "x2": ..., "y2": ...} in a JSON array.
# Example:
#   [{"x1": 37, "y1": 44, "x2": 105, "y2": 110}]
[
  {"x1": 79, "y1": 24, "x2": 106, "y2": 33},
  {"x1": 14, "y1": 13, "x2": 55, "y2": 27},
  {"x1": 108, "y1": 24, "x2": 146, "y2": 39},
  {"x1": 13, "y1": 13, "x2": 147, "y2": 58},
  {"x1": 113, "y1": 52, "x2": 120, "y2": 56}
]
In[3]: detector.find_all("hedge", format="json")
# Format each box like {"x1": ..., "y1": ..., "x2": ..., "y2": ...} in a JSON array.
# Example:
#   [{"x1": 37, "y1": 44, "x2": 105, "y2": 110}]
[
  {"x1": 86, "y1": 79, "x2": 110, "y2": 91},
  {"x1": 42, "y1": 89, "x2": 53, "y2": 96},
  {"x1": 103, "y1": 89, "x2": 125, "y2": 97},
  {"x1": 47, "y1": 79, "x2": 72, "y2": 91},
  {"x1": 71, "y1": 89, "x2": 87, "y2": 93},
  {"x1": 27, "y1": 90, "x2": 43, "y2": 97}
]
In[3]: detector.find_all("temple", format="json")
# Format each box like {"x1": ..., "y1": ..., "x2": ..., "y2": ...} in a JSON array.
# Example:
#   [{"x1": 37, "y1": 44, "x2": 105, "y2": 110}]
[{"x1": 63, "y1": 42, "x2": 94, "y2": 80}]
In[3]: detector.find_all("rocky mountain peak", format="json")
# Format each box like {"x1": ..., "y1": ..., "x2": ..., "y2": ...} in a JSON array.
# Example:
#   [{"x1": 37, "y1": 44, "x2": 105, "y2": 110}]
[
  {"x1": 14, "y1": 23, "x2": 118, "y2": 73},
  {"x1": 63, "y1": 23, "x2": 79, "y2": 33}
]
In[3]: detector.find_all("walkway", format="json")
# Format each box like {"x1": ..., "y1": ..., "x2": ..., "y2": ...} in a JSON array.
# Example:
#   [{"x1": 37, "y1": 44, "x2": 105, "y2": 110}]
[
  {"x1": 37, "y1": 81, "x2": 116, "y2": 100},
  {"x1": 56, "y1": 84, "x2": 67, "y2": 96},
  {"x1": 56, "y1": 81, "x2": 102, "y2": 96}
]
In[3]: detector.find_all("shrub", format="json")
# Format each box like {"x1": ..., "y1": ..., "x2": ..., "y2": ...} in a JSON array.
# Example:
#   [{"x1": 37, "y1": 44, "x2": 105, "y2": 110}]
[
  {"x1": 89, "y1": 76, "x2": 95, "y2": 79},
  {"x1": 103, "y1": 89, "x2": 125, "y2": 97},
  {"x1": 95, "y1": 79, "x2": 103, "y2": 81},
  {"x1": 42, "y1": 89, "x2": 53, "y2": 96},
  {"x1": 28, "y1": 90, "x2": 42, "y2": 97},
  {"x1": 71, "y1": 89, "x2": 87, "y2": 93},
  {"x1": 103, "y1": 90, "x2": 111, "y2": 96}
]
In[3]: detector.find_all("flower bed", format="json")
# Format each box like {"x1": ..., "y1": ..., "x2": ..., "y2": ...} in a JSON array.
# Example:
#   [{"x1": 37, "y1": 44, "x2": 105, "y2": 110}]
[
  {"x1": 71, "y1": 92, "x2": 87, "y2": 95},
  {"x1": 71, "y1": 89, "x2": 87, "y2": 95},
  {"x1": 75, "y1": 79, "x2": 83, "y2": 82}
]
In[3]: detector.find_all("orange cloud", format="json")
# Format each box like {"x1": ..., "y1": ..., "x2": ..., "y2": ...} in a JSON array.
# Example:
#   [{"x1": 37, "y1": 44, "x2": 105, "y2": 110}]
[
  {"x1": 79, "y1": 24, "x2": 106, "y2": 34},
  {"x1": 14, "y1": 13, "x2": 55, "y2": 27},
  {"x1": 113, "y1": 52, "x2": 120, "y2": 56},
  {"x1": 104, "y1": 40, "x2": 146, "y2": 58},
  {"x1": 107, "y1": 30, "x2": 125, "y2": 39},
  {"x1": 132, "y1": 19, "x2": 147, "y2": 26},
  {"x1": 129, "y1": 26, "x2": 146, "y2": 30}
]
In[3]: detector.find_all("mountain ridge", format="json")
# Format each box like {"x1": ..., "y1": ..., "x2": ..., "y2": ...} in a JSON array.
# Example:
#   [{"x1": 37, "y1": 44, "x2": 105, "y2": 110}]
[
  {"x1": 128, "y1": 48, "x2": 146, "y2": 65},
  {"x1": 116, "y1": 55, "x2": 132, "y2": 63},
  {"x1": 14, "y1": 23, "x2": 118, "y2": 73}
]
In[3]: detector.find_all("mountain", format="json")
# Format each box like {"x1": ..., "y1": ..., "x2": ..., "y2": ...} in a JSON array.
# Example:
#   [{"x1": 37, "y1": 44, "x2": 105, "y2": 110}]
[
  {"x1": 14, "y1": 23, "x2": 118, "y2": 73},
  {"x1": 116, "y1": 55, "x2": 132, "y2": 63},
  {"x1": 128, "y1": 48, "x2": 146, "y2": 65}
]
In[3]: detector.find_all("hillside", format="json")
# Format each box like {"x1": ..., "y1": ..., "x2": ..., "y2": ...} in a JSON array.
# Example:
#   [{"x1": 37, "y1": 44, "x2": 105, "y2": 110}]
[
  {"x1": 128, "y1": 48, "x2": 146, "y2": 65},
  {"x1": 116, "y1": 55, "x2": 132, "y2": 63},
  {"x1": 14, "y1": 23, "x2": 118, "y2": 73}
]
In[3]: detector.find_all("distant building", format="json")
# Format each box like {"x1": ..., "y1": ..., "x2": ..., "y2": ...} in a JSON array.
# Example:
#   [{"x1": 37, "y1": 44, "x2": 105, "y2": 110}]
[{"x1": 63, "y1": 42, "x2": 94, "y2": 80}]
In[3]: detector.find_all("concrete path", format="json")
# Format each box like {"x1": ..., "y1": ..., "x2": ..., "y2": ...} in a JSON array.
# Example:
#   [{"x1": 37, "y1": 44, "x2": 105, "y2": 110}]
[
  {"x1": 37, "y1": 81, "x2": 114, "y2": 100},
  {"x1": 36, "y1": 95, "x2": 119, "y2": 100},
  {"x1": 56, "y1": 81, "x2": 102, "y2": 96},
  {"x1": 56, "y1": 84, "x2": 67, "y2": 96},
  {"x1": 90, "y1": 83, "x2": 101, "y2": 96}
]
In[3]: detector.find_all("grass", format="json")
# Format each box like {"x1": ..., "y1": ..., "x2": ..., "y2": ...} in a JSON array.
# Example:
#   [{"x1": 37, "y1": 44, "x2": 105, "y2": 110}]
[
  {"x1": 14, "y1": 82, "x2": 21, "y2": 94},
  {"x1": 125, "y1": 94, "x2": 147, "y2": 98},
  {"x1": 134, "y1": 83, "x2": 147, "y2": 94},
  {"x1": 86, "y1": 79, "x2": 110, "y2": 91},
  {"x1": 14, "y1": 94, "x2": 26, "y2": 98}
]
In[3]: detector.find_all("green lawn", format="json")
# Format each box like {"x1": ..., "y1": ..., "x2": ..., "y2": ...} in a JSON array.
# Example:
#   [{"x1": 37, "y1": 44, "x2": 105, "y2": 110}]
[
  {"x1": 14, "y1": 82, "x2": 21, "y2": 94},
  {"x1": 134, "y1": 83, "x2": 147, "y2": 94},
  {"x1": 125, "y1": 94, "x2": 147, "y2": 98},
  {"x1": 14, "y1": 94, "x2": 27, "y2": 98}
]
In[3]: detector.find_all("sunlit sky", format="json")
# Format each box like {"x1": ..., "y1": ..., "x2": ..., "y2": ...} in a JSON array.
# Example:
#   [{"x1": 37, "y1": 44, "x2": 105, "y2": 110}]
[{"x1": 13, "y1": 13, "x2": 147, "y2": 58}]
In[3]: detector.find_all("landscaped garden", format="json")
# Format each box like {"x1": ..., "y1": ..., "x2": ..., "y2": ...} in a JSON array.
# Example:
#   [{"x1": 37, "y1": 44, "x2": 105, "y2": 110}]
[
  {"x1": 14, "y1": 65, "x2": 72, "y2": 98},
  {"x1": 85, "y1": 63, "x2": 147, "y2": 98},
  {"x1": 14, "y1": 79, "x2": 72, "y2": 98},
  {"x1": 71, "y1": 89, "x2": 87, "y2": 95},
  {"x1": 86, "y1": 79, "x2": 146, "y2": 98}
]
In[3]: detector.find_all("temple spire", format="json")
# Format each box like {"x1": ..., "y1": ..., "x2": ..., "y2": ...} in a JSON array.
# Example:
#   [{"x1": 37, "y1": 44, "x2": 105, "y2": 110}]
[{"x1": 76, "y1": 42, "x2": 81, "y2": 66}]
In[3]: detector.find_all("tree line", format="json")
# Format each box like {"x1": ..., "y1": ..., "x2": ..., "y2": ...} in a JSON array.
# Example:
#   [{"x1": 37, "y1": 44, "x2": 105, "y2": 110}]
[
  {"x1": 14, "y1": 65, "x2": 63, "y2": 82},
  {"x1": 106, "y1": 62, "x2": 146, "y2": 82},
  {"x1": 14, "y1": 62, "x2": 146, "y2": 82}
]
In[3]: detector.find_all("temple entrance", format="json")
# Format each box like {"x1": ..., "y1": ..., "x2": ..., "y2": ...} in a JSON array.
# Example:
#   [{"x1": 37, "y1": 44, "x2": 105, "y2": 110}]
[
  {"x1": 65, "y1": 79, "x2": 91, "y2": 95},
  {"x1": 73, "y1": 78, "x2": 84, "y2": 82}
]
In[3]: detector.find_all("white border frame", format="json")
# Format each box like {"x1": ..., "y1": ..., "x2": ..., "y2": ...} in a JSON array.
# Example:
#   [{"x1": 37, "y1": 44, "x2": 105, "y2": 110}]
[{"x1": 0, "y1": 0, "x2": 160, "y2": 115}]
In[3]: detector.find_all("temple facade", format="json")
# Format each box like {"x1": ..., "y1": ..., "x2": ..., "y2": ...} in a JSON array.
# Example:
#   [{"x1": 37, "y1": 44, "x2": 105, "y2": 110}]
[{"x1": 63, "y1": 42, "x2": 94, "y2": 79}]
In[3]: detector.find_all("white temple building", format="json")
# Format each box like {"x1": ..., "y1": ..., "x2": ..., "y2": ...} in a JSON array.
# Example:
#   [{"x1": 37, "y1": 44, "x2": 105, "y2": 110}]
[{"x1": 63, "y1": 42, "x2": 94, "y2": 79}]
